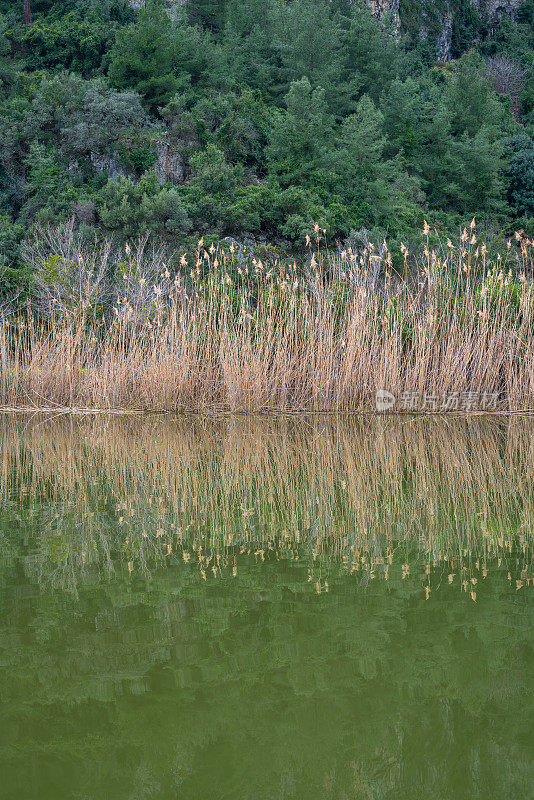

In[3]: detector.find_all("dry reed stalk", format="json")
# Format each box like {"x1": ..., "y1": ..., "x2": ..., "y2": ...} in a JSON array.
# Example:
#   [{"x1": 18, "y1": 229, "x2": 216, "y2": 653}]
[{"x1": 1, "y1": 226, "x2": 533, "y2": 412}]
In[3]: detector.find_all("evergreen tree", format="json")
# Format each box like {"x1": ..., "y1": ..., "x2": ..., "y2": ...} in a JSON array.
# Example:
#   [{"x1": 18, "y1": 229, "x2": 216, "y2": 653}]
[
  {"x1": 186, "y1": 0, "x2": 228, "y2": 32},
  {"x1": 332, "y1": 95, "x2": 419, "y2": 227},
  {"x1": 446, "y1": 51, "x2": 495, "y2": 137},
  {"x1": 339, "y1": 4, "x2": 403, "y2": 103},
  {"x1": 220, "y1": 0, "x2": 280, "y2": 97},
  {"x1": 270, "y1": 0, "x2": 344, "y2": 101},
  {"x1": 267, "y1": 77, "x2": 333, "y2": 189},
  {"x1": 108, "y1": 3, "x2": 180, "y2": 113},
  {"x1": 507, "y1": 134, "x2": 534, "y2": 216},
  {"x1": 380, "y1": 77, "x2": 424, "y2": 160},
  {"x1": 444, "y1": 127, "x2": 506, "y2": 214}
]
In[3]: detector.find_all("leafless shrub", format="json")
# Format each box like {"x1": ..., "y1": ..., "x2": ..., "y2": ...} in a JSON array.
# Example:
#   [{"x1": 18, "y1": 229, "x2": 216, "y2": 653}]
[
  {"x1": 22, "y1": 218, "x2": 111, "y2": 316},
  {"x1": 0, "y1": 260, "x2": 21, "y2": 321},
  {"x1": 486, "y1": 56, "x2": 526, "y2": 115},
  {"x1": 73, "y1": 202, "x2": 96, "y2": 225}
]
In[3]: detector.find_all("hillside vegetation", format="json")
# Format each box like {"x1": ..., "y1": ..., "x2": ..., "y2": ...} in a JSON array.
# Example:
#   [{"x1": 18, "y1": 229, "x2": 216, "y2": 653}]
[{"x1": 0, "y1": 0, "x2": 533, "y2": 292}]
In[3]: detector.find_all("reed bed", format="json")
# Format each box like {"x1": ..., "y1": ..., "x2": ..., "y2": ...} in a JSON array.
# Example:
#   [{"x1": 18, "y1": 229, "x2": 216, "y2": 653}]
[
  {"x1": 1, "y1": 413, "x2": 532, "y2": 596},
  {"x1": 1, "y1": 223, "x2": 533, "y2": 411}
]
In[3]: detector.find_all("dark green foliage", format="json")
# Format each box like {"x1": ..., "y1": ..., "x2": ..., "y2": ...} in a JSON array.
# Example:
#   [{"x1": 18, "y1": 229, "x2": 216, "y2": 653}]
[
  {"x1": 107, "y1": 3, "x2": 183, "y2": 113},
  {"x1": 185, "y1": 144, "x2": 245, "y2": 230},
  {"x1": 444, "y1": 128, "x2": 506, "y2": 214},
  {"x1": 22, "y1": 142, "x2": 84, "y2": 223},
  {"x1": 0, "y1": 0, "x2": 533, "y2": 286},
  {"x1": 108, "y1": 2, "x2": 214, "y2": 114},
  {"x1": 330, "y1": 95, "x2": 421, "y2": 230},
  {"x1": 168, "y1": 89, "x2": 270, "y2": 170},
  {"x1": 445, "y1": 52, "x2": 497, "y2": 137},
  {"x1": 186, "y1": 0, "x2": 228, "y2": 31},
  {"x1": 339, "y1": 4, "x2": 403, "y2": 104},
  {"x1": 506, "y1": 134, "x2": 534, "y2": 216},
  {"x1": 0, "y1": 210, "x2": 25, "y2": 290},
  {"x1": 11, "y1": 4, "x2": 132, "y2": 75},
  {"x1": 97, "y1": 171, "x2": 192, "y2": 236},
  {"x1": 266, "y1": 77, "x2": 334, "y2": 190},
  {"x1": 450, "y1": 2, "x2": 481, "y2": 59},
  {"x1": 521, "y1": 74, "x2": 534, "y2": 126}
]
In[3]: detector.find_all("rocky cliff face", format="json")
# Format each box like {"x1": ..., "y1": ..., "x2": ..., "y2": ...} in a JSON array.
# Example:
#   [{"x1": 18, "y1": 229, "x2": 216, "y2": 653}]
[
  {"x1": 435, "y1": 10, "x2": 454, "y2": 60},
  {"x1": 127, "y1": 0, "x2": 523, "y2": 62},
  {"x1": 369, "y1": 0, "x2": 522, "y2": 29},
  {"x1": 128, "y1": 0, "x2": 186, "y2": 17},
  {"x1": 87, "y1": 135, "x2": 186, "y2": 185},
  {"x1": 469, "y1": 0, "x2": 523, "y2": 25},
  {"x1": 381, "y1": 0, "x2": 524, "y2": 61},
  {"x1": 362, "y1": 0, "x2": 525, "y2": 61},
  {"x1": 154, "y1": 137, "x2": 187, "y2": 184},
  {"x1": 367, "y1": 0, "x2": 401, "y2": 28}
]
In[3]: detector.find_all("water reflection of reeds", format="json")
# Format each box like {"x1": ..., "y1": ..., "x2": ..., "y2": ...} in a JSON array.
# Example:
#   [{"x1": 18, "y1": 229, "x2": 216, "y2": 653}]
[{"x1": 1, "y1": 413, "x2": 533, "y2": 596}]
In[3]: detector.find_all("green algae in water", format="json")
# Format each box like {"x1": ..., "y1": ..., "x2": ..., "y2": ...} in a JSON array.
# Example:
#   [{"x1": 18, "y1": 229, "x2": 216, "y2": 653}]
[{"x1": 0, "y1": 414, "x2": 533, "y2": 799}]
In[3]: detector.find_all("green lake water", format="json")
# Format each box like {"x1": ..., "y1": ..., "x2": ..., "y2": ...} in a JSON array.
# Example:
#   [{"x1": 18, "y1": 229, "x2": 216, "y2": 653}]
[{"x1": 0, "y1": 413, "x2": 533, "y2": 800}]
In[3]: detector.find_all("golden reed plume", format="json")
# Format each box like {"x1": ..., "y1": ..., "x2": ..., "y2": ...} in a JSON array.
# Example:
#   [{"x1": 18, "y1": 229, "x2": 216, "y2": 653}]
[{"x1": 1, "y1": 229, "x2": 533, "y2": 412}]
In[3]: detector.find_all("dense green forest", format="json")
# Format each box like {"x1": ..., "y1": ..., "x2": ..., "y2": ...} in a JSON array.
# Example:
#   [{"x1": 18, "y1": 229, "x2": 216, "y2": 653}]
[{"x1": 0, "y1": 0, "x2": 533, "y2": 289}]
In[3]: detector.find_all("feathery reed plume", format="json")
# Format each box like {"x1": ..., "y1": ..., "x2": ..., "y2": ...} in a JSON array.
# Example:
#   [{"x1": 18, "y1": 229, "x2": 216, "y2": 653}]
[{"x1": 1, "y1": 223, "x2": 533, "y2": 411}]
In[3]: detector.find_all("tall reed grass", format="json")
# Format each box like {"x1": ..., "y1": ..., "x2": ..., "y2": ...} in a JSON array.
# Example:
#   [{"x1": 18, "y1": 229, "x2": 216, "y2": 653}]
[{"x1": 1, "y1": 222, "x2": 533, "y2": 411}]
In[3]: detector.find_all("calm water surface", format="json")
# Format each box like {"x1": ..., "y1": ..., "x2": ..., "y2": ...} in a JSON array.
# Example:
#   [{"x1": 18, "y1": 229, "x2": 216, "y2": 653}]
[{"x1": 0, "y1": 414, "x2": 533, "y2": 800}]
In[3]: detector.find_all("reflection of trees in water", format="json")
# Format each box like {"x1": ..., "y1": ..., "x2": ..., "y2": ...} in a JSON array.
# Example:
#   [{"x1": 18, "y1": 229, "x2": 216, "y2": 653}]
[
  {"x1": 0, "y1": 414, "x2": 533, "y2": 799},
  {"x1": 1, "y1": 529, "x2": 533, "y2": 799},
  {"x1": 0, "y1": 413, "x2": 533, "y2": 596}
]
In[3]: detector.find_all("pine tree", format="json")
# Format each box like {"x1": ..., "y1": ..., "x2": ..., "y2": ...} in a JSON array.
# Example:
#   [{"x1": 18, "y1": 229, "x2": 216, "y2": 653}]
[
  {"x1": 266, "y1": 77, "x2": 333, "y2": 188},
  {"x1": 186, "y1": 0, "x2": 228, "y2": 32},
  {"x1": 108, "y1": 2, "x2": 179, "y2": 113}
]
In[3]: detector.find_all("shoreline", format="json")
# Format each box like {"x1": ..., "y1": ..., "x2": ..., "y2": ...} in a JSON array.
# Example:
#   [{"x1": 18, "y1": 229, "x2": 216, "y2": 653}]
[{"x1": 2, "y1": 405, "x2": 534, "y2": 417}]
